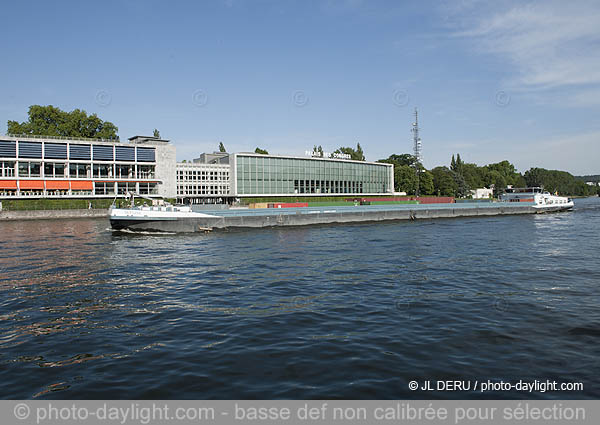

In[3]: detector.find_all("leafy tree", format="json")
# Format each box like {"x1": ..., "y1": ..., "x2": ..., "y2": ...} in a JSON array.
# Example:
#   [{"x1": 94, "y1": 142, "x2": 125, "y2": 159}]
[
  {"x1": 355, "y1": 142, "x2": 365, "y2": 161},
  {"x1": 254, "y1": 147, "x2": 269, "y2": 154},
  {"x1": 419, "y1": 170, "x2": 435, "y2": 195},
  {"x1": 218, "y1": 142, "x2": 226, "y2": 152},
  {"x1": 7, "y1": 105, "x2": 118, "y2": 139},
  {"x1": 485, "y1": 170, "x2": 507, "y2": 197},
  {"x1": 378, "y1": 153, "x2": 430, "y2": 194},
  {"x1": 333, "y1": 142, "x2": 366, "y2": 161},
  {"x1": 451, "y1": 170, "x2": 468, "y2": 198},
  {"x1": 394, "y1": 165, "x2": 418, "y2": 194},
  {"x1": 461, "y1": 163, "x2": 485, "y2": 190},
  {"x1": 431, "y1": 166, "x2": 458, "y2": 196},
  {"x1": 311, "y1": 145, "x2": 324, "y2": 157},
  {"x1": 456, "y1": 153, "x2": 463, "y2": 174},
  {"x1": 377, "y1": 153, "x2": 417, "y2": 168},
  {"x1": 153, "y1": 129, "x2": 160, "y2": 138},
  {"x1": 524, "y1": 167, "x2": 592, "y2": 196}
]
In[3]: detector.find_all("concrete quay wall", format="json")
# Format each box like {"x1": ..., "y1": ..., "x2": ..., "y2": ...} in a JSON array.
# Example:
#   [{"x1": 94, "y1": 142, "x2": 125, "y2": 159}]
[{"x1": 0, "y1": 209, "x2": 109, "y2": 221}]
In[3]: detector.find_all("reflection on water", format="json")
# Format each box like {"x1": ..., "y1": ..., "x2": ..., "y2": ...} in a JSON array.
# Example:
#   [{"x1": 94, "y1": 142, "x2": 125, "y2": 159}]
[{"x1": 1, "y1": 198, "x2": 600, "y2": 399}]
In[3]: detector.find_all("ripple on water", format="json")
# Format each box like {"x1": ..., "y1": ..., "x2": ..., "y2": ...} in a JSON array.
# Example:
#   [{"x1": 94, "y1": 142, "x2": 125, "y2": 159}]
[{"x1": 1, "y1": 199, "x2": 600, "y2": 399}]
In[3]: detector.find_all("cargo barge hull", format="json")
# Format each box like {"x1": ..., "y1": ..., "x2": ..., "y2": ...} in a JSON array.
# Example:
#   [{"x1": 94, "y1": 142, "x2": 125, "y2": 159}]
[{"x1": 109, "y1": 203, "x2": 572, "y2": 233}]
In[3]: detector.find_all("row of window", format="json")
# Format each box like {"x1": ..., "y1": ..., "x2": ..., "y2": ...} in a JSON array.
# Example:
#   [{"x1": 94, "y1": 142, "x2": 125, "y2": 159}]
[
  {"x1": 1, "y1": 182, "x2": 158, "y2": 196},
  {"x1": 237, "y1": 156, "x2": 388, "y2": 170},
  {"x1": 236, "y1": 179, "x2": 388, "y2": 195},
  {"x1": 237, "y1": 166, "x2": 389, "y2": 183},
  {"x1": 0, "y1": 140, "x2": 155, "y2": 162},
  {"x1": 1, "y1": 190, "x2": 93, "y2": 197},
  {"x1": 177, "y1": 185, "x2": 229, "y2": 195},
  {"x1": 95, "y1": 182, "x2": 158, "y2": 195},
  {"x1": 1, "y1": 161, "x2": 155, "y2": 179},
  {"x1": 177, "y1": 172, "x2": 230, "y2": 182}
]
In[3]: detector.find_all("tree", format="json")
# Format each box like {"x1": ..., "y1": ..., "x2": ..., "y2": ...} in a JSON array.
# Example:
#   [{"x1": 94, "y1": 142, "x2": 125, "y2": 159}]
[
  {"x1": 431, "y1": 166, "x2": 458, "y2": 197},
  {"x1": 317, "y1": 145, "x2": 324, "y2": 157},
  {"x1": 394, "y1": 165, "x2": 418, "y2": 194},
  {"x1": 461, "y1": 163, "x2": 485, "y2": 190},
  {"x1": 153, "y1": 129, "x2": 160, "y2": 138},
  {"x1": 7, "y1": 105, "x2": 118, "y2": 139},
  {"x1": 451, "y1": 170, "x2": 468, "y2": 198},
  {"x1": 419, "y1": 170, "x2": 435, "y2": 195},
  {"x1": 456, "y1": 153, "x2": 463, "y2": 174},
  {"x1": 524, "y1": 167, "x2": 591, "y2": 196},
  {"x1": 377, "y1": 153, "x2": 416, "y2": 168},
  {"x1": 254, "y1": 147, "x2": 269, "y2": 154},
  {"x1": 333, "y1": 142, "x2": 366, "y2": 161},
  {"x1": 218, "y1": 142, "x2": 226, "y2": 152},
  {"x1": 485, "y1": 170, "x2": 507, "y2": 197},
  {"x1": 355, "y1": 142, "x2": 365, "y2": 161}
]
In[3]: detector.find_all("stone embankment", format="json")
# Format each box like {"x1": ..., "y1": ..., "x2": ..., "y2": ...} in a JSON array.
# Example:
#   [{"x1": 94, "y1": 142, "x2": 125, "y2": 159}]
[{"x1": 0, "y1": 209, "x2": 109, "y2": 221}]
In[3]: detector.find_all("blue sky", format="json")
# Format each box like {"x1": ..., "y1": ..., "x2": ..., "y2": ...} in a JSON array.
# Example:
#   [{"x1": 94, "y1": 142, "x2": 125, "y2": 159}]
[{"x1": 1, "y1": 0, "x2": 599, "y2": 174}]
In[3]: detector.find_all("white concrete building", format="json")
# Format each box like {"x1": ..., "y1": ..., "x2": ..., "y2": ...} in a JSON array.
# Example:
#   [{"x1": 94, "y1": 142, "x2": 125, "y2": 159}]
[
  {"x1": 0, "y1": 134, "x2": 176, "y2": 199},
  {"x1": 470, "y1": 188, "x2": 493, "y2": 199},
  {"x1": 176, "y1": 159, "x2": 230, "y2": 203}
]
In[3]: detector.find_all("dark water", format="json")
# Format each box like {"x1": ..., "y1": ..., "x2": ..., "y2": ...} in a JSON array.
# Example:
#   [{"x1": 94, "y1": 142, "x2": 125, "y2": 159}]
[{"x1": 1, "y1": 198, "x2": 599, "y2": 400}]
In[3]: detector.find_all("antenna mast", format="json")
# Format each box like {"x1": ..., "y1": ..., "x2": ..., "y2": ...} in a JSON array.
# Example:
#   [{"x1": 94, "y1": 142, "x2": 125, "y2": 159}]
[{"x1": 412, "y1": 108, "x2": 422, "y2": 197}]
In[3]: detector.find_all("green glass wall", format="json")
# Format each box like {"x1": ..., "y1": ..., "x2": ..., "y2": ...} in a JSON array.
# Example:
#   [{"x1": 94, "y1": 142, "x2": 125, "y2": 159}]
[{"x1": 235, "y1": 155, "x2": 391, "y2": 195}]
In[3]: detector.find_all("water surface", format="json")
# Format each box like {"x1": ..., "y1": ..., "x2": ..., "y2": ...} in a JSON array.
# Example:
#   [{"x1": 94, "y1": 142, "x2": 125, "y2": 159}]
[{"x1": 1, "y1": 197, "x2": 599, "y2": 399}]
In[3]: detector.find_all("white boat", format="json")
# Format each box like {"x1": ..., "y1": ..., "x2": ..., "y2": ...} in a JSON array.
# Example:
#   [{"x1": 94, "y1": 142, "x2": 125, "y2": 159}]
[
  {"x1": 499, "y1": 187, "x2": 574, "y2": 210},
  {"x1": 109, "y1": 192, "x2": 219, "y2": 230}
]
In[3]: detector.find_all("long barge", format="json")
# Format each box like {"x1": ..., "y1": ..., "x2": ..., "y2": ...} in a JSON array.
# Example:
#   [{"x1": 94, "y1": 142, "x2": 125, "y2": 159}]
[{"x1": 109, "y1": 189, "x2": 573, "y2": 233}]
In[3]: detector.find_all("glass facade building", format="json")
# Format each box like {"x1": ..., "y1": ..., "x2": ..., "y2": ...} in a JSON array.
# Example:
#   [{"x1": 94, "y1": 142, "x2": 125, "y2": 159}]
[{"x1": 232, "y1": 153, "x2": 393, "y2": 196}]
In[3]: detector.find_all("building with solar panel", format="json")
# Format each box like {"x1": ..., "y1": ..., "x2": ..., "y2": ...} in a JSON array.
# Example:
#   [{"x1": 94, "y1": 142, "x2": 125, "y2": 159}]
[{"x1": 0, "y1": 135, "x2": 176, "y2": 199}]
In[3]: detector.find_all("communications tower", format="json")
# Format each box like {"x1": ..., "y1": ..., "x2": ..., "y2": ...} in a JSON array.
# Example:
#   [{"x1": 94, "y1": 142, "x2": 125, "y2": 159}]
[{"x1": 411, "y1": 108, "x2": 422, "y2": 196}]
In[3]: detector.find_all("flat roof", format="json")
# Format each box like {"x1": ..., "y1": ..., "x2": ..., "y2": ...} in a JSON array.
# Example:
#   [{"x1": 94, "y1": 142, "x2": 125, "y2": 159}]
[
  {"x1": 233, "y1": 152, "x2": 392, "y2": 167},
  {"x1": 1, "y1": 134, "x2": 123, "y2": 146}
]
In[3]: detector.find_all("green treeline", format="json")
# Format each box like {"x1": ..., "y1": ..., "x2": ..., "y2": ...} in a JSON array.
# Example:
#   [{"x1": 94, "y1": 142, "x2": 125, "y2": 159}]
[
  {"x1": 524, "y1": 168, "x2": 596, "y2": 196},
  {"x1": 378, "y1": 153, "x2": 599, "y2": 197}
]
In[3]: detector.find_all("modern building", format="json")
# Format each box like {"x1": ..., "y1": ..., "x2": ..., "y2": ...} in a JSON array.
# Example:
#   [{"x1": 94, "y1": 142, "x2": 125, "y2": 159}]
[
  {"x1": 176, "y1": 153, "x2": 230, "y2": 203},
  {"x1": 470, "y1": 188, "x2": 494, "y2": 199},
  {"x1": 1, "y1": 133, "x2": 394, "y2": 204},
  {"x1": 0, "y1": 134, "x2": 175, "y2": 199},
  {"x1": 231, "y1": 153, "x2": 393, "y2": 196},
  {"x1": 176, "y1": 152, "x2": 394, "y2": 203}
]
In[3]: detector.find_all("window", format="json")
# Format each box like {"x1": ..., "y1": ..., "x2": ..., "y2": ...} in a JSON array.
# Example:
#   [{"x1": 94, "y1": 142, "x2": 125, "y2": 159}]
[
  {"x1": 93, "y1": 164, "x2": 112, "y2": 178},
  {"x1": 138, "y1": 165, "x2": 155, "y2": 179},
  {"x1": 17, "y1": 162, "x2": 41, "y2": 177},
  {"x1": 69, "y1": 163, "x2": 90, "y2": 178},
  {"x1": 1, "y1": 161, "x2": 15, "y2": 177},
  {"x1": 43, "y1": 162, "x2": 66, "y2": 178}
]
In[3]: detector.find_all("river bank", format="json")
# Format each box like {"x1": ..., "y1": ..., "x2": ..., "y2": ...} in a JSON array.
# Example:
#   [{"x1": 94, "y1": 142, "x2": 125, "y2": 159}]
[{"x1": 0, "y1": 209, "x2": 108, "y2": 221}]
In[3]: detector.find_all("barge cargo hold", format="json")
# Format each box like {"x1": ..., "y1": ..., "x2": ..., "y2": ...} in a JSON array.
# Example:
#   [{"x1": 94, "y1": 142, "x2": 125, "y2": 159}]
[{"x1": 109, "y1": 201, "x2": 573, "y2": 233}]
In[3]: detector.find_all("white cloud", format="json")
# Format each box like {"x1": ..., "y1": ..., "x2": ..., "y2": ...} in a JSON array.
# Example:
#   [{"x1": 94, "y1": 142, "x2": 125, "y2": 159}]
[{"x1": 452, "y1": 1, "x2": 600, "y2": 90}]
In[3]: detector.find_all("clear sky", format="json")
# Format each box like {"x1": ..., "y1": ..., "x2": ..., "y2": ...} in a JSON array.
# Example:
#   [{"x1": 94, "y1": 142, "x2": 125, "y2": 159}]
[{"x1": 1, "y1": 0, "x2": 599, "y2": 175}]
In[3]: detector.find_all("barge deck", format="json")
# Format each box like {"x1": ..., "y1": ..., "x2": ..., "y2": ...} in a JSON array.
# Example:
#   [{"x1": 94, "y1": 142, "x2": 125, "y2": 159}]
[{"x1": 110, "y1": 202, "x2": 572, "y2": 233}]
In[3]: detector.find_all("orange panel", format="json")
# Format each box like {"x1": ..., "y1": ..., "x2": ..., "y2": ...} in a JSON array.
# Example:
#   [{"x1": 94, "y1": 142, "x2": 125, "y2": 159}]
[
  {"x1": 19, "y1": 180, "x2": 44, "y2": 189},
  {"x1": 0, "y1": 180, "x2": 17, "y2": 189},
  {"x1": 45, "y1": 180, "x2": 70, "y2": 190},
  {"x1": 70, "y1": 180, "x2": 93, "y2": 190}
]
